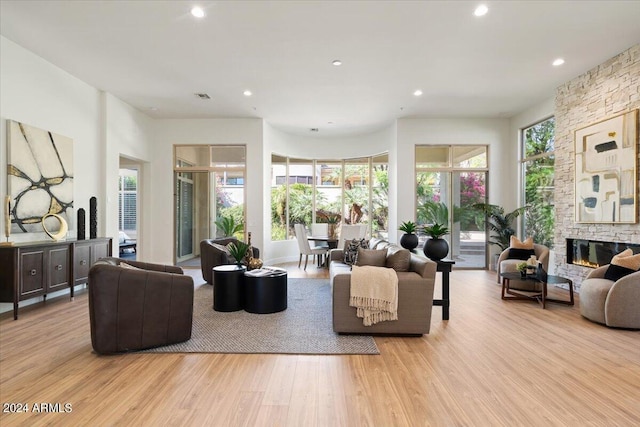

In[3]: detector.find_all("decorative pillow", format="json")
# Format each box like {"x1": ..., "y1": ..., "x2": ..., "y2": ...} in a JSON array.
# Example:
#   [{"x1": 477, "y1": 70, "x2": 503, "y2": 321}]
[
  {"x1": 611, "y1": 252, "x2": 640, "y2": 271},
  {"x1": 354, "y1": 248, "x2": 387, "y2": 267},
  {"x1": 343, "y1": 238, "x2": 369, "y2": 265},
  {"x1": 507, "y1": 248, "x2": 536, "y2": 260},
  {"x1": 510, "y1": 236, "x2": 534, "y2": 249},
  {"x1": 611, "y1": 248, "x2": 633, "y2": 263},
  {"x1": 386, "y1": 247, "x2": 411, "y2": 272},
  {"x1": 604, "y1": 264, "x2": 638, "y2": 281}
]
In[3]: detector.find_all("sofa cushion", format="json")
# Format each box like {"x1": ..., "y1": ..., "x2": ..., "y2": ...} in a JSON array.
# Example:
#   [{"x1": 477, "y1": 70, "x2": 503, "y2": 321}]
[
  {"x1": 355, "y1": 248, "x2": 387, "y2": 267},
  {"x1": 510, "y1": 236, "x2": 534, "y2": 249},
  {"x1": 386, "y1": 247, "x2": 411, "y2": 272},
  {"x1": 611, "y1": 252, "x2": 640, "y2": 271},
  {"x1": 344, "y1": 239, "x2": 369, "y2": 265},
  {"x1": 507, "y1": 248, "x2": 535, "y2": 260},
  {"x1": 604, "y1": 264, "x2": 638, "y2": 281}
]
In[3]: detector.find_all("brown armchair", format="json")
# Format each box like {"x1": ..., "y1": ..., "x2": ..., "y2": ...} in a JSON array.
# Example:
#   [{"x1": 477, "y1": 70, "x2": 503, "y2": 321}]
[
  {"x1": 88, "y1": 258, "x2": 194, "y2": 354},
  {"x1": 200, "y1": 238, "x2": 260, "y2": 285}
]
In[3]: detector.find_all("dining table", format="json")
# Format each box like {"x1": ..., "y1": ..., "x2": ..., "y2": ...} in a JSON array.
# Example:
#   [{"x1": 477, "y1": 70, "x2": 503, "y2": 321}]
[{"x1": 307, "y1": 236, "x2": 339, "y2": 267}]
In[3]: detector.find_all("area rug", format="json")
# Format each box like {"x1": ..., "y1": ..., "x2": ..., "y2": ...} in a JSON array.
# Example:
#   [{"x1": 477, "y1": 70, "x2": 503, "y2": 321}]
[{"x1": 145, "y1": 278, "x2": 379, "y2": 355}]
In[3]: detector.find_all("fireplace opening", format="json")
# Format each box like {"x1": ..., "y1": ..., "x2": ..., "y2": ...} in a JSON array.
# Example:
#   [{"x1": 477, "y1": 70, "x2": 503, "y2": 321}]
[{"x1": 567, "y1": 239, "x2": 640, "y2": 268}]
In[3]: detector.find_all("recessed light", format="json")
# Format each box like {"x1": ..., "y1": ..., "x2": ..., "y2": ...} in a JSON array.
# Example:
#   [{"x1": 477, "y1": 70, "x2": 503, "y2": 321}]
[
  {"x1": 327, "y1": 121, "x2": 334, "y2": 125},
  {"x1": 552, "y1": 58, "x2": 565, "y2": 66},
  {"x1": 474, "y1": 4, "x2": 488, "y2": 17},
  {"x1": 332, "y1": 60, "x2": 342, "y2": 66},
  {"x1": 195, "y1": 93, "x2": 210, "y2": 100},
  {"x1": 413, "y1": 90, "x2": 423, "y2": 97},
  {"x1": 191, "y1": 6, "x2": 205, "y2": 18},
  {"x1": 243, "y1": 90, "x2": 252, "y2": 97},
  {"x1": 310, "y1": 128, "x2": 319, "y2": 132}
]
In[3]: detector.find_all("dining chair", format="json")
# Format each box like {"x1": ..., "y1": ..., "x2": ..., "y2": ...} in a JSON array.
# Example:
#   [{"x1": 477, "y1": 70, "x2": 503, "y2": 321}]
[
  {"x1": 311, "y1": 223, "x2": 330, "y2": 249},
  {"x1": 338, "y1": 224, "x2": 365, "y2": 251},
  {"x1": 294, "y1": 224, "x2": 329, "y2": 270}
]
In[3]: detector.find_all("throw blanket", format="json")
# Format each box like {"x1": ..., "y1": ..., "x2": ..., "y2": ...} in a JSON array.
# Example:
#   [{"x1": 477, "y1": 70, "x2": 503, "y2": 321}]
[{"x1": 349, "y1": 265, "x2": 398, "y2": 326}]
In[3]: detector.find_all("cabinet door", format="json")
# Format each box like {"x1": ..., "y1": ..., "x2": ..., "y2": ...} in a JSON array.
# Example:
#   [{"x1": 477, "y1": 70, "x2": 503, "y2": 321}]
[
  {"x1": 48, "y1": 247, "x2": 70, "y2": 291},
  {"x1": 74, "y1": 244, "x2": 91, "y2": 283},
  {"x1": 92, "y1": 241, "x2": 110, "y2": 262},
  {"x1": 20, "y1": 250, "x2": 46, "y2": 298}
]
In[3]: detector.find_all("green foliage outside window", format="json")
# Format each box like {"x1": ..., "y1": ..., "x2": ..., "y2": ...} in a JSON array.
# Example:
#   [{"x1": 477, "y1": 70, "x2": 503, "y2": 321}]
[{"x1": 523, "y1": 117, "x2": 555, "y2": 248}]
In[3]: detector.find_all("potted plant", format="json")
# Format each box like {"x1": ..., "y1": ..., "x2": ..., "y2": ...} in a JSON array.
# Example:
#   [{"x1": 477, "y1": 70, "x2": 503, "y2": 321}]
[
  {"x1": 516, "y1": 262, "x2": 528, "y2": 278},
  {"x1": 227, "y1": 241, "x2": 250, "y2": 267},
  {"x1": 398, "y1": 220, "x2": 419, "y2": 250},
  {"x1": 215, "y1": 215, "x2": 244, "y2": 238},
  {"x1": 326, "y1": 213, "x2": 340, "y2": 239},
  {"x1": 422, "y1": 223, "x2": 450, "y2": 260}
]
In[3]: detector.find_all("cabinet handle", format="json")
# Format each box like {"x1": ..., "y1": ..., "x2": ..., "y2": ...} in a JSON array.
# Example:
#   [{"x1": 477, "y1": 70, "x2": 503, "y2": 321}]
[
  {"x1": 80, "y1": 260, "x2": 87, "y2": 266},
  {"x1": 30, "y1": 269, "x2": 37, "y2": 276},
  {"x1": 56, "y1": 264, "x2": 63, "y2": 271}
]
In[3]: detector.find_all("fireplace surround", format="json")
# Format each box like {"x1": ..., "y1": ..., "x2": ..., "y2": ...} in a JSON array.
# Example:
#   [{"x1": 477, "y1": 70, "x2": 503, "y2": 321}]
[{"x1": 566, "y1": 238, "x2": 640, "y2": 268}]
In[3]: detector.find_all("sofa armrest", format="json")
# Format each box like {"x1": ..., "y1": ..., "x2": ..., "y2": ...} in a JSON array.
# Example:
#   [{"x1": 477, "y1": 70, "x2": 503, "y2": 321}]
[
  {"x1": 586, "y1": 265, "x2": 608, "y2": 279},
  {"x1": 496, "y1": 248, "x2": 510, "y2": 282},
  {"x1": 604, "y1": 271, "x2": 640, "y2": 328},
  {"x1": 410, "y1": 255, "x2": 437, "y2": 280}
]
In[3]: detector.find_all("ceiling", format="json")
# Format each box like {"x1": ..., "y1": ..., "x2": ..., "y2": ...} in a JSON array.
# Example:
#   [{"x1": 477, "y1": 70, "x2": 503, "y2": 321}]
[{"x1": 2, "y1": 1, "x2": 640, "y2": 137}]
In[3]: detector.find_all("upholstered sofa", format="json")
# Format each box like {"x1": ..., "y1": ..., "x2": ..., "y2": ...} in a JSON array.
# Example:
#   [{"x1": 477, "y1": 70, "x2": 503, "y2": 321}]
[
  {"x1": 88, "y1": 258, "x2": 194, "y2": 354},
  {"x1": 200, "y1": 238, "x2": 260, "y2": 285},
  {"x1": 579, "y1": 264, "x2": 640, "y2": 329},
  {"x1": 330, "y1": 239, "x2": 437, "y2": 335}
]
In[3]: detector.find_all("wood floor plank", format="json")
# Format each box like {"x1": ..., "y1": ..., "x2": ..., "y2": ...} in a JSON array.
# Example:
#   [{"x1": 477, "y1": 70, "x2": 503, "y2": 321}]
[{"x1": 1, "y1": 266, "x2": 639, "y2": 426}]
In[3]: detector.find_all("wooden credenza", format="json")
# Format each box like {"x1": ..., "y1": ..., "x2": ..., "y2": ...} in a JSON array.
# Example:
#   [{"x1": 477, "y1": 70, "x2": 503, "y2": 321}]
[{"x1": 0, "y1": 238, "x2": 112, "y2": 320}]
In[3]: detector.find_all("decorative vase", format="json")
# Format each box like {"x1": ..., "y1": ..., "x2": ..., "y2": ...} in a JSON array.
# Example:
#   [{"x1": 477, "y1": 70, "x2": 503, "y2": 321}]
[
  {"x1": 400, "y1": 233, "x2": 419, "y2": 250},
  {"x1": 328, "y1": 223, "x2": 337, "y2": 239},
  {"x1": 423, "y1": 237, "x2": 449, "y2": 261},
  {"x1": 77, "y1": 208, "x2": 86, "y2": 240},
  {"x1": 89, "y1": 196, "x2": 97, "y2": 239},
  {"x1": 520, "y1": 270, "x2": 527, "y2": 278}
]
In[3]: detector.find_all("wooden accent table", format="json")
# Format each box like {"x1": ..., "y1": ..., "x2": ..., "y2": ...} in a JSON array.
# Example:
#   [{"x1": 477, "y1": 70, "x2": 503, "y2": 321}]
[{"x1": 500, "y1": 272, "x2": 574, "y2": 309}]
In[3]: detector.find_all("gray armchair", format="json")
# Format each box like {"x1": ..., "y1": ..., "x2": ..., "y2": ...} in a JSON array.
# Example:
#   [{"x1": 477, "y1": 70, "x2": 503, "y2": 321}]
[
  {"x1": 200, "y1": 238, "x2": 260, "y2": 285},
  {"x1": 497, "y1": 243, "x2": 550, "y2": 291},
  {"x1": 579, "y1": 265, "x2": 640, "y2": 329}
]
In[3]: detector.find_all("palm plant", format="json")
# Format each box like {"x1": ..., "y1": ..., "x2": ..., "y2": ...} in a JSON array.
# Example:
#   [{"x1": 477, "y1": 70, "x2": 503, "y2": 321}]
[
  {"x1": 227, "y1": 241, "x2": 250, "y2": 266},
  {"x1": 472, "y1": 203, "x2": 527, "y2": 251},
  {"x1": 398, "y1": 221, "x2": 417, "y2": 234},
  {"x1": 215, "y1": 215, "x2": 244, "y2": 238},
  {"x1": 422, "y1": 223, "x2": 449, "y2": 239}
]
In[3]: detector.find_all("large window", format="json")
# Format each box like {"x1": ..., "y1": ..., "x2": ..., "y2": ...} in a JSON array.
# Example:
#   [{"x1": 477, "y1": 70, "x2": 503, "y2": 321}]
[
  {"x1": 521, "y1": 117, "x2": 555, "y2": 248},
  {"x1": 118, "y1": 169, "x2": 137, "y2": 233},
  {"x1": 174, "y1": 145, "x2": 246, "y2": 262},
  {"x1": 271, "y1": 154, "x2": 388, "y2": 241},
  {"x1": 416, "y1": 146, "x2": 488, "y2": 268}
]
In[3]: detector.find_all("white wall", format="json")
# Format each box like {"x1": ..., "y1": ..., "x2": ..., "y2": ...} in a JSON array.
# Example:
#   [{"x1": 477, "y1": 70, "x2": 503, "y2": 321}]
[
  {"x1": 0, "y1": 37, "x2": 156, "y2": 313},
  {"x1": 151, "y1": 119, "x2": 264, "y2": 264}
]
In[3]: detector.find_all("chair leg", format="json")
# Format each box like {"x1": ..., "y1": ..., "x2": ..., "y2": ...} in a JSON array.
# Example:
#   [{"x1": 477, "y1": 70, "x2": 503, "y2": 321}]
[
  {"x1": 298, "y1": 254, "x2": 302, "y2": 268},
  {"x1": 304, "y1": 255, "x2": 309, "y2": 270}
]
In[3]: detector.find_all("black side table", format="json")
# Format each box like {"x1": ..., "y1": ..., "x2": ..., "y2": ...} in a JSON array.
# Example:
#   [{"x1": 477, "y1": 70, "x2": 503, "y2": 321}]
[
  {"x1": 213, "y1": 265, "x2": 246, "y2": 312},
  {"x1": 244, "y1": 269, "x2": 288, "y2": 314}
]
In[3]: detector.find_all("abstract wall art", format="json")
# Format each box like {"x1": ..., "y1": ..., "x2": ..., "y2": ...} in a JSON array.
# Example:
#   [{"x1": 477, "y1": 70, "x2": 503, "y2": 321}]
[
  {"x1": 7, "y1": 120, "x2": 74, "y2": 235},
  {"x1": 574, "y1": 109, "x2": 638, "y2": 223}
]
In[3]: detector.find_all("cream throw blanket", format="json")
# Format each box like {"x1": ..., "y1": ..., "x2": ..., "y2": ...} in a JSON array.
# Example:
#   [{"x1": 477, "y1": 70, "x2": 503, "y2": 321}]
[{"x1": 349, "y1": 265, "x2": 398, "y2": 326}]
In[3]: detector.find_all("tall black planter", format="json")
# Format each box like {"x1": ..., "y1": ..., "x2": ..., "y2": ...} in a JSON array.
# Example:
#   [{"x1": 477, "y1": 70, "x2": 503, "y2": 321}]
[
  {"x1": 423, "y1": 238, "x2": 449, "y2": 261},
  {"x1": 400, "y1": 233, "x2": 419, "y2": 250},
  {"x1": 89, "y1": 197, "x2": 97, "y2": 239},
  {"x1": 77, "y1": 208, "x2": 86, "y2": 240}
]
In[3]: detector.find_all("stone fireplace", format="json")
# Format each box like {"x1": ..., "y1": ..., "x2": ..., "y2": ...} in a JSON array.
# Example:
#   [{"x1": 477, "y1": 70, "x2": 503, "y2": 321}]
[{"x1": 566, "y1": 238, "x2": 640, "y2": 268}]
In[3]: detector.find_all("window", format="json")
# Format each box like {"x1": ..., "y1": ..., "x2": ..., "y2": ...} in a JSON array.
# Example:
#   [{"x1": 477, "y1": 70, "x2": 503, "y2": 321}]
[
  {"x1": 270, "y1": 154, "x2": 389, "y2": 241},
  {"x1": 521, "y1": 117, "x2": 555, "y2": 249},
  {"x1": 416, "y1": 145, "x2": 488, "y2": 268},
  {"x1": 174, "y1": 145, "x2": 246, "y2": 262},
  {"x1": 118, "y1": 170, "x2": 137, "y2": 233}
]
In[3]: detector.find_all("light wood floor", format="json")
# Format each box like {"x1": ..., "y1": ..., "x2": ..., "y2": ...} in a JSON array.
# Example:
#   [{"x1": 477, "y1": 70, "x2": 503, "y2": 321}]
[{"x1": 1, "y1": 263, "x2": 639, "y2": 426}]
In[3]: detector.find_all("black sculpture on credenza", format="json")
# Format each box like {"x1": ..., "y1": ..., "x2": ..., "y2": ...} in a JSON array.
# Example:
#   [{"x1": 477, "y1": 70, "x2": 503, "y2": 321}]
[
  {"x1": 90, "y1": 197, "x2": 97, "y2": 239},
  {"x1": 77, "y1": 208, "x2": 86, "y2": 240}
]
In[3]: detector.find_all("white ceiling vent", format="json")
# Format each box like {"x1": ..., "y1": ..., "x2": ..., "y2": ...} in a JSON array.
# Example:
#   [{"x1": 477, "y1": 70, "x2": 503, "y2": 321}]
[{"x1": 195, "y1": 93, "x2": 211, "y2": 100}]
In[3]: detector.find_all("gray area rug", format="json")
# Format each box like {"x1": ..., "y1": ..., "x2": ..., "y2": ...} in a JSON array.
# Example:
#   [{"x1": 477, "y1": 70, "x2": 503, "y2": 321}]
[{"x1": 146, "y1": 278, "x2": 379, "y2": 355}]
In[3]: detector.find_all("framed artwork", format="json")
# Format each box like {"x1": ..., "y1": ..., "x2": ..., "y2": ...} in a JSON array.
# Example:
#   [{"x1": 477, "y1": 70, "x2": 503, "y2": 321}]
[
  {"x1": 574, "y1": 109, "x2": 638, "y2": 223},
  {"x1": 7, "y1": 120, "x2": 74, "y2": 234}
]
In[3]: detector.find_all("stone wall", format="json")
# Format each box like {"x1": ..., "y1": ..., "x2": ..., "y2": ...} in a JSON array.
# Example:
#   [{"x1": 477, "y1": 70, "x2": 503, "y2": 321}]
[{"x1": 554, "y1": 44, "x2": 640, "y2": 289}]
